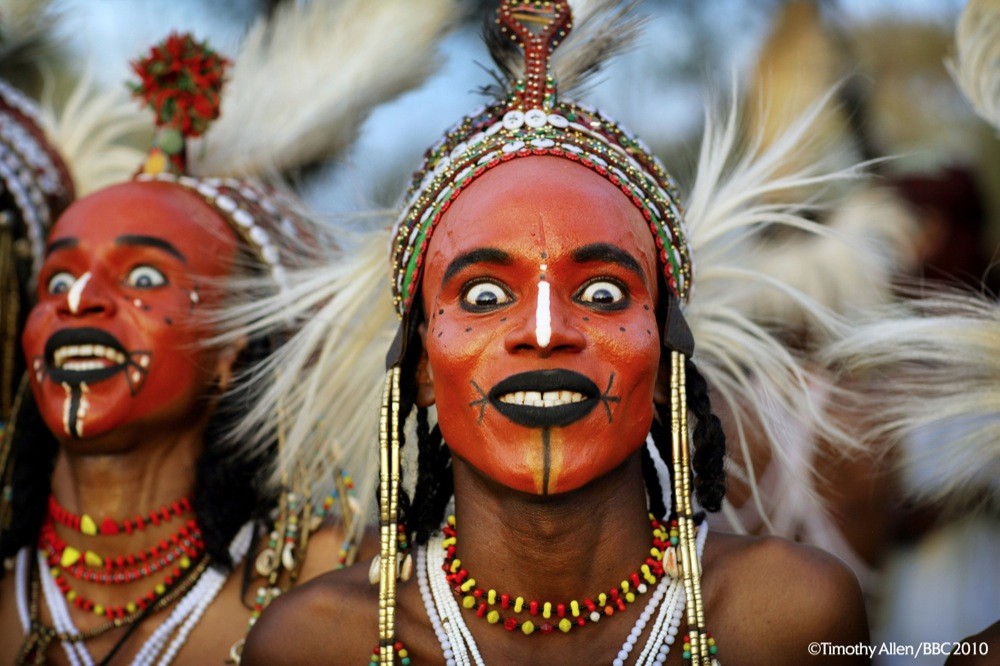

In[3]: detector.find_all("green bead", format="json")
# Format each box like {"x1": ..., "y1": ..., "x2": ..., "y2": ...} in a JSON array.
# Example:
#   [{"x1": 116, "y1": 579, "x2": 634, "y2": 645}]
[
  {"x1": 156, "y1": 128, "x2": 184, "y2": 155},
  {"x1": 710, "y1": 646, "x2": 718, "y2": 654}
]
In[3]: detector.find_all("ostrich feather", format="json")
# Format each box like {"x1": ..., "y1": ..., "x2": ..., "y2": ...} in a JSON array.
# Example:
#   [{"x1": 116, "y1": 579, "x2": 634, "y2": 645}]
[
  {"x1": 0, "y1": 0, "x2": 56, "y2": 61},
  {"x1": 948, "y1": 0, "x2": 1000, "y2": 132},
  {"x1": 682, "y1": 85, "x2": 877, "y2": 526},
  {"x1": 37, "y1": 70, "x2": 150, "y2": 196},
  {"x1": 822, "y1": 292, "x2": 1000, "y2": 509},
  {"x1": 190, "y1": 0, "x2": 457, "y2": 178}
]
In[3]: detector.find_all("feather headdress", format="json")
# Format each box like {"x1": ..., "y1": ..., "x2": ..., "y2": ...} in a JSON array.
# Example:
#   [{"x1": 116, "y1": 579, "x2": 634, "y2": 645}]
[{"x1": 948, "y1": 0, "x2": 1000, "y2": 132}]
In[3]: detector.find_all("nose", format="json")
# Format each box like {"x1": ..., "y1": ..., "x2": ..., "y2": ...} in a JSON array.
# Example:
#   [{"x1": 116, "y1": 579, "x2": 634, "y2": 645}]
[
  {"x1": 59, "y1": 271, "x2": 117, "y2": 318},
  {"x1": 503, "y1": 287, "x2": 586, "y2": 355}
]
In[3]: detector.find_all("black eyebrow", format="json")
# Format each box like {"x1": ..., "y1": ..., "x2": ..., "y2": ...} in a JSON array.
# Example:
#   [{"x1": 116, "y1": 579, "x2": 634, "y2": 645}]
[
  {"x1": 115, "y1": 235, "x2": 187, "y2": 263},
  {"x1": 571, "y1": 243, "x2": 646, "y2": 282},
  {"x1": 442, "y1": 247, "x2": 513, "y2": 284},
  {"x1": 46, "y1": 237, "x2": 78, "y2": 255}
]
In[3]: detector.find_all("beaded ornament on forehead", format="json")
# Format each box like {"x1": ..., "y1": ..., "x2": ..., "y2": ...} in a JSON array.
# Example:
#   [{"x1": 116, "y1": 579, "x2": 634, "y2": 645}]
[{"x1": 391, "y1": 0, "x2": 693, "y2": 318}]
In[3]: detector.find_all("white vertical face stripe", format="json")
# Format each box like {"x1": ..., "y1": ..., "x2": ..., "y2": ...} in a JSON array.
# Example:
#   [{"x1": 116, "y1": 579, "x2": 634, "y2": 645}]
[
  {"x1": 67, "y1": 272, "x2": 92, "y2": 314},
  {"x1": 536, "y1": 279, "x2": 551, "y2": 348}
]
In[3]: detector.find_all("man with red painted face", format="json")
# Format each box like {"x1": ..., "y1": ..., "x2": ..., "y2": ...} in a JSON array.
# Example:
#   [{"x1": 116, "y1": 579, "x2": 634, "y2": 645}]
[
  {"x1": 242, "y1": 2, "x2": 868, "y2": 664},
  {"x1": 0, "y1": 4, "x2": 456, "y2": 660}
]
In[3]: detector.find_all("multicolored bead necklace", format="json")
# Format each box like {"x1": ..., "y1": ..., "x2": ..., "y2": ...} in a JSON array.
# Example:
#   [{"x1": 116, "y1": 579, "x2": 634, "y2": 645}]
[
  {"x1": 47, "y1": 493, "x2": 192, "y2": 535},
  {"x1": 440, "y1": 513, "x2": 675, "y2": 636},
  {"x1": 37, "y1": 494, "x2": 205, "y2": 622},
  {"x1": 39, "y1": 516, "x2": 205, "y2": 584}
]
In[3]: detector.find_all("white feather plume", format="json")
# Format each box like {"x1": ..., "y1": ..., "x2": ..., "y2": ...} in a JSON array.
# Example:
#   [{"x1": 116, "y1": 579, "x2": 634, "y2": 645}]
[
  {"x1": 0, "y1": 0, "x2": 56, "y2": 60},
  {"x1": 210, "y1": 219, "x2": 398, "y2": 517},
  {"x1": 949, "y1": 0, "x2": 1000, "y2": 133},
  {"x1": 36, "y1": 70, "x2": 150, "y2": 197},
  {"x1": 821, "y1": 292, "x2": 1000, "y2": 509},
  {"x1": 682, "y1": 86, "x2": 874, "y2": 526},
  {"x1": 738, "y1": 187, "x2": 918, "y2": 341},
  {"x1": 189, "y1": 0, "x2": 457, "y2": 178}
]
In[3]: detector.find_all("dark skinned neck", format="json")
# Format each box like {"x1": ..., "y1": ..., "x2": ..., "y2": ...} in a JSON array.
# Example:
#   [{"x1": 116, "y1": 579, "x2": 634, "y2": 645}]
[{"x1": 449, "y1": 450, "x2": 653, "y2": 604}]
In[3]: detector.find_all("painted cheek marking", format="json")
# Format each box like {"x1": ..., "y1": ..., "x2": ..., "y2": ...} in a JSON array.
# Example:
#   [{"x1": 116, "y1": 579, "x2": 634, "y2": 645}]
[
  {"x1": 67, "y1": 272, "x2": 92, "y2": 314},
  {"x1": 536, "y1": 263, "x2": 551, "y2": 348}
]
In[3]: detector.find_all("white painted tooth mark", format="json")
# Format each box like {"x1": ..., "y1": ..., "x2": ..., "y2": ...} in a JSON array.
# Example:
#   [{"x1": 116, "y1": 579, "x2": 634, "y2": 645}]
[
  {"x1": 67, "y1": 272, "x2": 92, "y2": 314},
  {"x1": 61, "y1": 383, "x2": 72, "y2": 436},
  {"x1": 536, "y1": 279, "x2": 551, "y2": 348}
]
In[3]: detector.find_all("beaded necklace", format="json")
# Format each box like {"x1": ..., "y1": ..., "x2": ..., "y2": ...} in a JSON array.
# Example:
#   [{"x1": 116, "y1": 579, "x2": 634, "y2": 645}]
[
  {"x1": 48, "y1": 495, "x2": 192, "y2": 536},
  {"x1": 440, "y1": 513, "x2": 673, "y2": 636},
  {"x1": 15, "y1": 521, "x2": 254, "y2": 666},
  {"x1": 39, "y1": 517, "x2": 204, "y2": 585},
  {"x1": 417, "y1": 521, "x2": 710, "y2": 666}
]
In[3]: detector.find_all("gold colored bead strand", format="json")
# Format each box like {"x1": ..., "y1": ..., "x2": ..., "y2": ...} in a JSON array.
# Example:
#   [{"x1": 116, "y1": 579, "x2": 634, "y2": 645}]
[{"x1": 377, "y1": 371, "x2": 394, "y2": 659}]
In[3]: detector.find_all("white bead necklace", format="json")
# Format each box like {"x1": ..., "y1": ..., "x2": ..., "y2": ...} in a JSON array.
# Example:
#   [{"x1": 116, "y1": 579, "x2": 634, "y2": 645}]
[
  {"x1": 418, "y1": 521, "x2": 707, "y2": 666},
  {"x1": 18, "y1": 521, "x2": 254, "y2": 666}
]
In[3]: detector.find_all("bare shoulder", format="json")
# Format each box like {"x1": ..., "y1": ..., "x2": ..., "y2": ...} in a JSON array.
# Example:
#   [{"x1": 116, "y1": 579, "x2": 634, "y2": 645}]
[
  {"x1": 703, "y1": 531, "x2": 869, "y2": 664},
  {"x1": 242, "y1": 559, "x2": 378, "y2": 665}
]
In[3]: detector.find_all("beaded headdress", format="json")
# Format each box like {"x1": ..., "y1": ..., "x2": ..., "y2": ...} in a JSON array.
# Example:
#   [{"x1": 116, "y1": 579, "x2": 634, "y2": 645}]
[
  {"x1": 128, "y1": 33, "x2": 308, "y2": 293},
  {"x1": 391, "y1": 1, "x2": 692, "y2": 315}
]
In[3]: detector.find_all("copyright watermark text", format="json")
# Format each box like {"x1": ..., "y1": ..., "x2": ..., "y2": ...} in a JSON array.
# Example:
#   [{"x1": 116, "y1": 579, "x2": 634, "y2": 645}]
[{"x1": 807, "y1": 641, "x2": 990, "y2": 658}]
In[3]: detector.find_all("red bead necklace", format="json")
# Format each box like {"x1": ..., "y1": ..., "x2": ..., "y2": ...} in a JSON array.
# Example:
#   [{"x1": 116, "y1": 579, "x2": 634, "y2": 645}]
[
  {"x1": 39, "y1": 517, "x2": 205, "y2": 585},
  {"x1": 47, "y1": 494, "x2": 192, "y2": 536},
  {"x1": 441, "y1": 513, "x2": 676, "y2": 636}
]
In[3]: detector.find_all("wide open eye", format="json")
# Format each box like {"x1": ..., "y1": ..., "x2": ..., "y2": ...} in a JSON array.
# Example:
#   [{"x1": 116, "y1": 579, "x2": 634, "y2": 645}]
[
  {"x1": 575, "y1": 279, "x2": 627, "y2": 309},
  {"x1": 47, "y1": 271, "x2": 76, "y2": 295},
  {"x1": 462, "y1": 280, "x2": 512, "y2": 311},
  {"x1": 126, "y1": 265, "x2": 168, "y2": 289}
]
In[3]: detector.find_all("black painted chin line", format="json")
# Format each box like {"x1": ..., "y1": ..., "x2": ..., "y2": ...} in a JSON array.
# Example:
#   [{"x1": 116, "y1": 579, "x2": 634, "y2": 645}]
[
  {"x1": 541, "y1": 427, "x2": 551, "y2": 496},
  {"x1": 600, "y1": 373, "x2": 621, "y2": 423},
  {"x1": 469, "y1": 380, "x2": 488, "y2": 424},
  {"x1": 125, "y1": 350, "x2": 152, "y2": 396},
  {"x1": 66, "y1": 384, "x2": 83, "y2": 440}
]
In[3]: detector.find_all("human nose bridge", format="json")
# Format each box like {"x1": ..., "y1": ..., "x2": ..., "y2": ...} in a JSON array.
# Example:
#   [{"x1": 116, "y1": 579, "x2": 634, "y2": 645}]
[
  {"x1": 505, "y1": 281, "x2": 584, "y2": 353},
  {"x1": 64, "y1": 270, "x2": 114, "y2": 316}
]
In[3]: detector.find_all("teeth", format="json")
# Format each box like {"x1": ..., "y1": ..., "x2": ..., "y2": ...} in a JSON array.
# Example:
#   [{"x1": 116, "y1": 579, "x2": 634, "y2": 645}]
[
  {"x1": 498, "y1": 390, "x2": 587, "y2": 407},
  {"x1": 53, "y1": 344, "x2": 126, "y2": 368}
]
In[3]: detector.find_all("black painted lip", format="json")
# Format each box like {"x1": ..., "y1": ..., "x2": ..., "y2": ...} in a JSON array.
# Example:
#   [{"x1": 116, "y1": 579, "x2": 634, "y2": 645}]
[
  {"x1": 488, "y1": 369, "x2": 599, "y2": 428},
  {"x1": 43, "y1": 327, "x2": 128, "y2": 385}
]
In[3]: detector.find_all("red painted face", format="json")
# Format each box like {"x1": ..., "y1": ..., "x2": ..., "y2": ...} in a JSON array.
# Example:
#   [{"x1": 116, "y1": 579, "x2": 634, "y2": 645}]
[
  {"x1": 419, "y1": 157, "x2": 662, "y2": 495},
  {"x1": 22, "y1": 180, "x2": 239, "y2": 447}
]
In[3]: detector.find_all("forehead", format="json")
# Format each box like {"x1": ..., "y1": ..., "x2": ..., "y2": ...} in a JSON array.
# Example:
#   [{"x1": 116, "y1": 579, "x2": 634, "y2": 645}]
[
  {"x1": 425, "y1": 157, "x2": 658, "y2": 271},
  {"x1": 48, "y1": 181, "x2": 238, "y2": 271},
  {"x1": 51, "y1": 181, "x2": 236, "y2": 249}
]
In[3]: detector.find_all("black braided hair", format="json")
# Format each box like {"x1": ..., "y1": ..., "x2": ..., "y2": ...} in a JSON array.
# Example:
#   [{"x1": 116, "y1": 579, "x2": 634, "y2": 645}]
[
  {"x1": 645, "y1": 358, "x2": 727, "y2": 517},
  {"x1": 685, "y1": 358, "x2": 727, "y2": 512},
  {"x1": 0, "y1": 390, "x2": 57, "y2": 561},
  {"x1": 381, "y1": 298, "x2": 457, "y2": 548},
  {"x1": 194, "y1": 331, "x2": 278, "y2": 568}
]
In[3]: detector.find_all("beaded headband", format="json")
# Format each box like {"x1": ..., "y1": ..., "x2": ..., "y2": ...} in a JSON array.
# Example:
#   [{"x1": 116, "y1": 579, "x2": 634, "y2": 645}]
[
  {"x1": 130, "y1": 33, "x2": 308, "y2": 292},
  {"x1": 390, "y1": 0, "x2": 693, "y2": 317},
  {"x1": 0, "y1": 80, "x2": 75, "y2": 287}
]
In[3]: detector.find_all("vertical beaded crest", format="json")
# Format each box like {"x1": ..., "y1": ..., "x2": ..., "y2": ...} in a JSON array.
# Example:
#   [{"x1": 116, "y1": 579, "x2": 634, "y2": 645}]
[{"x1": 498, "y1": 1, "x2": 572, "y2": 111}]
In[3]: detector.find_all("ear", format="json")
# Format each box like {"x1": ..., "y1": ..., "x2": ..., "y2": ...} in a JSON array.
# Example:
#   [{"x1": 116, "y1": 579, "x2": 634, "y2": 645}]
[
  {"x1": 213, "y1": 335, "x2": 248, "y2": 394},
  {"x1": 653, "y1": 351, "x2": 669, "y2": 405},
  {"x1": 415, "y1": 323, "x2": 435, "y2": 407}
]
